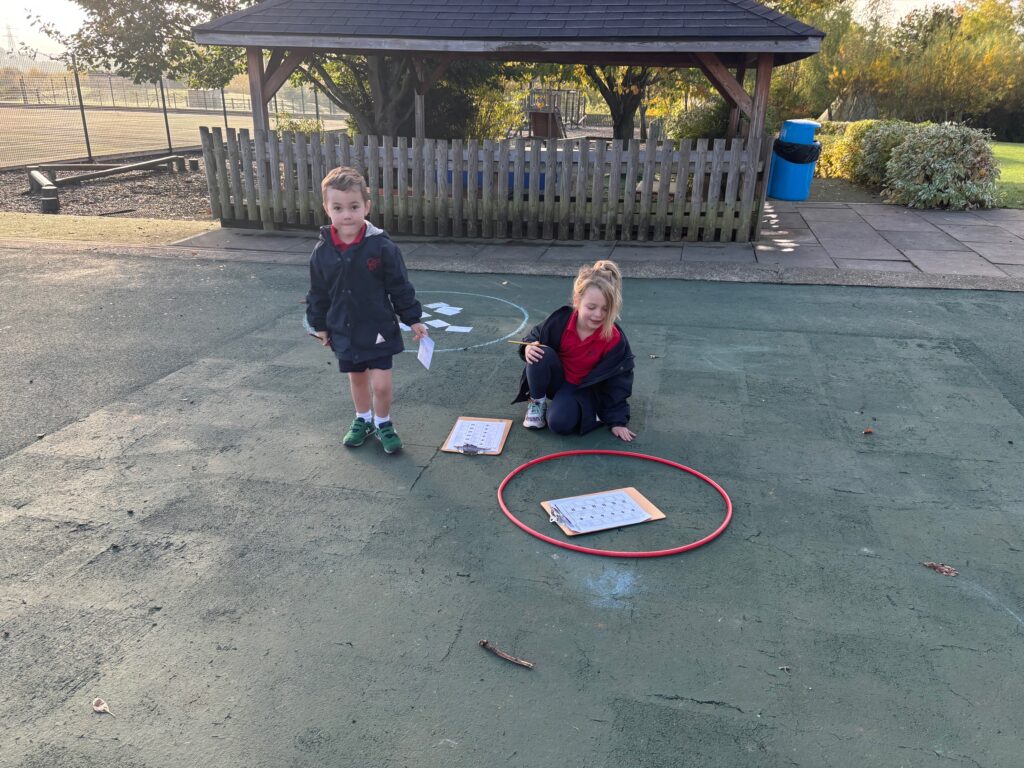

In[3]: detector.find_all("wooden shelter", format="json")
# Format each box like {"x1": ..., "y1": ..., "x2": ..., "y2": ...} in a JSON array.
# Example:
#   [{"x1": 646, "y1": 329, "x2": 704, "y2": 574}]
[{"x1": 193, "y1": 0, "x2": 822, "y2": 241}]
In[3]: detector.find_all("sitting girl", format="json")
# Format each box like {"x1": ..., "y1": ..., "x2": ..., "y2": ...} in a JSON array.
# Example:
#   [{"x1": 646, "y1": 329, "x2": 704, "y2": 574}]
[{"x1": 512, "y1": 260, "x2": 636, "y2": 442}]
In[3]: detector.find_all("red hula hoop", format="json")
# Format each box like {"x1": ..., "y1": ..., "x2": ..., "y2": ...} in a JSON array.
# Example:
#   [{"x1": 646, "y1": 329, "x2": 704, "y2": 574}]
[{"x1": 497, "y1": 449, "x2": 733, "y2": 558}]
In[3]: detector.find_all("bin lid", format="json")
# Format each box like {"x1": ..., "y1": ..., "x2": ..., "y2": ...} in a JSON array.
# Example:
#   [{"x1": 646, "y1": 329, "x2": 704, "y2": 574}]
[{"x1": 783, "y1": 119, "x2": 821, "y2": 128}]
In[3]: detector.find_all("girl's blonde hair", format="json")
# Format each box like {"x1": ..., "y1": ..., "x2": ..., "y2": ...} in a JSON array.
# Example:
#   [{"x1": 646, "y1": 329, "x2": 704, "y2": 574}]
[{"x1": 572, "y1": 259, "x2": 623, "y2": 340}]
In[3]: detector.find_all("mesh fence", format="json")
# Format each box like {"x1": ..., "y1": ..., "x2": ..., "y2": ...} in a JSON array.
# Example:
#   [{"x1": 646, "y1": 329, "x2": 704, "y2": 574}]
[{"x1": 0, "y1": 54, "x2": 348, "y2": 168}]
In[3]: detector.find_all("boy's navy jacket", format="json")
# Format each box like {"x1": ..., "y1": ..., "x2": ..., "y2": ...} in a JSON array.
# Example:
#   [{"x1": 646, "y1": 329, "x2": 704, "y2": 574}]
[
  {"x1": 305, "y1": 221, "x2": 421, "y2": 362},
  {"x1": 512, "y1": 305, "x2": 635, "y2": 433}
]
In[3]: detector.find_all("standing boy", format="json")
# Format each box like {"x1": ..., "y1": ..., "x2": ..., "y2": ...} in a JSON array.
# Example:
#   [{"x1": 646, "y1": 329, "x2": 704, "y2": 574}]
[{"x1": 306, "y1": 166, "x2": 427, "y2": 454}]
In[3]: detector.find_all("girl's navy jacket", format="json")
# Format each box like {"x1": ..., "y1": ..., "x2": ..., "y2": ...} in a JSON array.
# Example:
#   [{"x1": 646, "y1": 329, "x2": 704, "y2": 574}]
[
  {"x1": 512, "y1": 305, "x2": 635, "y2": 433},
  {"x1": 305, "y1": 222, "x2": 422, "y2": 363}
]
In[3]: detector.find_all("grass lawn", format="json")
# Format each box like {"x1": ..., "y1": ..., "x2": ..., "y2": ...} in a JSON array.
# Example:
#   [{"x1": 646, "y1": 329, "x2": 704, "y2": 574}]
[
  {"x1": 993, "y1": 141, "x2": 1024, "y2": 208},
  {"x1": 0, "y1": 212, "x2": 217, "y2": 244}
]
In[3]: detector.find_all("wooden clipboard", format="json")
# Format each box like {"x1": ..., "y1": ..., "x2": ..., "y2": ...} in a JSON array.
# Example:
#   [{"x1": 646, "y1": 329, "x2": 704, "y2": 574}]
[
  {"x1": 541, "y1": 486, "x2": 666, "y2": 536},
  {"x1": 441, "y1": 416, "x2": 513, "y2": 456}
]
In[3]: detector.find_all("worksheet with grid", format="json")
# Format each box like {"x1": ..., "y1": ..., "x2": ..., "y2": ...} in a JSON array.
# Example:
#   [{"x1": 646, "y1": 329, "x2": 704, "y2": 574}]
[
  {"x1": 441, "y1": 417, "x2": 513, "y2": 455},
  {"x1": 541, "y1": 487, "x2": 666, "y2": 536}
]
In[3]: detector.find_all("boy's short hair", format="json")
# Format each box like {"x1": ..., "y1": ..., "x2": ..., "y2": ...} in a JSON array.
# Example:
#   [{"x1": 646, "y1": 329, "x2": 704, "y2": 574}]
[{"x1": 321, "y1": 166, "x2": 370, "y2": 202}]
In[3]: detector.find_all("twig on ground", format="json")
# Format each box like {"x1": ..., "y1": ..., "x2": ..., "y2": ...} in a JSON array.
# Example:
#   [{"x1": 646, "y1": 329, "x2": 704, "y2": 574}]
[{"x1": 479, "y1": 639, "x2": 535, "y2": 669}]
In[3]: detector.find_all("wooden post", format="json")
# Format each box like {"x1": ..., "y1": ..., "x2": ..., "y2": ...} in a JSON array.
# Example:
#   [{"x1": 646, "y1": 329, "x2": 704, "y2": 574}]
[
  {"x1": 415, "y1": 93, "x2": 425, "y2": 141},
  {"x1": 247, "y1": 47, "x2": 269, "y2": 134},
  {"x1": 727, "y1": 65, "x2": 746, "y2": 140},
  {"x1": 748, "y1": 53, "x2": 773, "y2": 140}
]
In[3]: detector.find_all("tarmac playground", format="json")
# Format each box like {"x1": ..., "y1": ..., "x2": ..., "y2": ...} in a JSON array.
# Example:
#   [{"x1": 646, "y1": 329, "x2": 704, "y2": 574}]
[{"x1": 0, "y1": 246, "x2": 1022, "y2": 767}]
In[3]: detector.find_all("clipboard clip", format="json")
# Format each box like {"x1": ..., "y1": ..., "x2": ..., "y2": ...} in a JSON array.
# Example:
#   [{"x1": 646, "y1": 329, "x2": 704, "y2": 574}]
[
  {"x1": 456, "y1": 443, "x2": 485, "y2": 455},
  {"x1": 547, "y1": 504, "x2": 572, "y2": 530}
]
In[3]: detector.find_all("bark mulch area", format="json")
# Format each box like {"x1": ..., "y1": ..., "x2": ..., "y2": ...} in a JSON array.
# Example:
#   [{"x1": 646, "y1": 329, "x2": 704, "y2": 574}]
[{"x1": 0, "y1": 151, "x2": 213, "y2": 221}]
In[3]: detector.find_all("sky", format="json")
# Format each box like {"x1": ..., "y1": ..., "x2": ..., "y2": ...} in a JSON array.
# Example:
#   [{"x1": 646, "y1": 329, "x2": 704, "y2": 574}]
[{"x1": 4, "y1": 0, "x2": 959, "y2": 58}]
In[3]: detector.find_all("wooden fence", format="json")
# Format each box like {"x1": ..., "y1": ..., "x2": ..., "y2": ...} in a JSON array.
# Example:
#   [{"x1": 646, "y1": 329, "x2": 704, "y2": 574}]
[{"x1": 199, "y1": 126, "x2": 773, "y2": 242}]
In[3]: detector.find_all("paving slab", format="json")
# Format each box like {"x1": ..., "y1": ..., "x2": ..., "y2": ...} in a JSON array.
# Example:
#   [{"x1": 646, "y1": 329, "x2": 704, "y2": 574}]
[
  {"x1": 796, "y1": 206, "x2": 866, "y2": 223},
  {"x1": 609, "y1": 244, "x2": 683, "y2": 262},
  {"x1": 965, "y1": 240, "x2": 1024, "y2": 265},
  {"x1": 832, "y1": 258, "x2": 921, "y2": 273},
  {"x1": 818, "y1": 237, "x2": 907, "y2": 260},
  {"x1": 681, "y1": 243, "x2": 756, "y2": 264},
  {"x1": 935, "y1": 223, "x2": 1022, "y2": 242},
  {"x1": 880, "y1": 229, "x2": 967, "y2": 252},
  {"x1": 904, "y1": 250, "x2": 1009, "y2": 276},
  {"x1": 754, "y1": 245, "x2": 835, "y2": 268}
]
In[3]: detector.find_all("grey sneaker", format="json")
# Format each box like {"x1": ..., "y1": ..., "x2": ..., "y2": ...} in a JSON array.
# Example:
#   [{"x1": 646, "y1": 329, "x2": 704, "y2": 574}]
[{"x1": 523, "y1": 399, "x2": 547, "y2": 429}]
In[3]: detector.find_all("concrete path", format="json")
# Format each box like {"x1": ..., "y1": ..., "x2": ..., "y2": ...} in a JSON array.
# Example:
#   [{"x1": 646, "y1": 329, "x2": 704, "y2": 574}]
[
  {"x1": 1, "y1": 241, "x2": 1023, "y2": 767},
  {"x1": 169, "y1": 202, "x2": 1024, "y2": 291}
]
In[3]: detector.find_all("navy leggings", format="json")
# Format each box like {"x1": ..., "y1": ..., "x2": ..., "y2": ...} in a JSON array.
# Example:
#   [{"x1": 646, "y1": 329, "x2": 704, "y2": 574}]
[{"x1": 525, "y1": 350, "x2": 584, "y2": 435}]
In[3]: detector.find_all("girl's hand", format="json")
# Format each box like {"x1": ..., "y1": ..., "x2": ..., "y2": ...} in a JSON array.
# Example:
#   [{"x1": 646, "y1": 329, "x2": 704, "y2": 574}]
[
  {"x1": 611, "y1": 425, "x2": 636, "y2": 442},
  {"x1": 411, "y1": 323, "x2": 429, "y2": 341},
  {"x1": 524, "y1": 342, "x2": 545, "y2": 364},
  {"x1": 314, "y1": 330, "x2": 331, "y2": 347}
]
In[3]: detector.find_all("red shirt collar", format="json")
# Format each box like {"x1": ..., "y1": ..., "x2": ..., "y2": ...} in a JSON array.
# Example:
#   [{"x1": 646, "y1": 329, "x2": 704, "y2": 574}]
[{"x1": 330, "y1": 223, "x2": 366, "y2": 250}]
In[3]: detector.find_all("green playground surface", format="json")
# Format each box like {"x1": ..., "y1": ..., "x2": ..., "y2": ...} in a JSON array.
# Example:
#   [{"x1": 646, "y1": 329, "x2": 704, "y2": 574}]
[{"x1": 1, "y1": 251, "x2": 1022, "y2": 767}]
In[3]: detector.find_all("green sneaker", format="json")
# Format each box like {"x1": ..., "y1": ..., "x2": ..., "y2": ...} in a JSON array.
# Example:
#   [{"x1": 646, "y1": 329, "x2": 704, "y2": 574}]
[
  {"x1": 375, "y1": 421, "x2": 403, "y2": 454},
  {"x1": 342, "y1": 417, "x2": 375, "y2": 447}
]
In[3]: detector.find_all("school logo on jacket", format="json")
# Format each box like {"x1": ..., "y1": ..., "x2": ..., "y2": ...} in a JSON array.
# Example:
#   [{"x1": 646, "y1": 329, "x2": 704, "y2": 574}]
[{"x1": 366, "y1": 257, "x2": 381, "y2": 272}]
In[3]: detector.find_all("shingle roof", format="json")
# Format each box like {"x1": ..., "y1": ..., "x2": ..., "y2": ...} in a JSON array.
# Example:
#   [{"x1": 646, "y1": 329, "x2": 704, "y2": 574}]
[{"x1": 194, "y1": 0, "x2": 823, "y2": 49}]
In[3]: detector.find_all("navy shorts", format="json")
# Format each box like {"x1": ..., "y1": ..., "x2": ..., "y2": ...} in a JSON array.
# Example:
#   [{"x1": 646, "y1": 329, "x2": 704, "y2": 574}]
[{"x1": 338, "y1": 355, "x2": 393, "y2": 373}]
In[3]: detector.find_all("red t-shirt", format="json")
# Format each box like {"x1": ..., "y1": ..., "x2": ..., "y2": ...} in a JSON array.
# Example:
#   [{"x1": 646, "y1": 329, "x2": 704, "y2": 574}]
[
  {"x1": 330, "y1": 223, "x2": 366, "y2": 250},
  {"x1": 559, "y1": 310, "x2": 621, "y2": 385}
]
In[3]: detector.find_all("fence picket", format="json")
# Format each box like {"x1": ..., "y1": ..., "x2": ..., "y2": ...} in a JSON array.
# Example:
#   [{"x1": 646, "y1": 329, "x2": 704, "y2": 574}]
[
  {"x1": 670, "y1": 140, "x2": 690, "y2": 241},
  {"x1": 497, "y1": 141, "x2": 510, "y2": 239},
  {"x1": 381, "y1": 136, "x2": 395, "y2": 232},
  {"x1": 605, "y1": 140, "x2": 622, "y2": 241},
  {"x1": 719, "y1": 139, "x2": 743, "y2": 242},
  {"x1": 282, "y1": 133, "x2": 296, "y2": 225},
  {"x1": 199, "y1": 128, "x2": 222, "y2": 220},
  {"x1": 451, "y1": 139, "x2": 464, "y2": 238},
  {"x1": 574, "y1": 138, "x2": 589, "y2": 241},
  {"x1": 590, "y1": 139, "x2": 606, "y2": 240},
  {"x1": 239, "y1": 129, "x2": 258, "y2": 222},
  {"x1": 637, "y1": 126, "x2": 659, "y2": 241},
  {"x1": 527, "y1": 139, "x2": 541, "y2": 239},
  {"x1": 687, "y1": 139, "x2": 708, "y2": 241},
  {"x1": 225, "y1": 128, "x2": 244, "y2": 220},
  {"x1": 512, "y1": 138, "x2": 525, "y2": 239},
  {"x1": 652, "y1": 137, "x2": 672, "y2": 242},
  {"x1": 542, "y1": 140, "x2": 556, "y2": 240},
  {"x1": 422, "y1": 139, "x2": 436, "y2": 236},
  {"x1": 252, "y1": 128, "x2": 273, "y2": 228},
  {"x1": 703, "y1": 139, "x2": 726, "y2": 242},
  {"x1": 412, "y1": 137, "x2": 424, "y2": 235},
  {"x1": 621, "y1": 139, "x2": 640, "y2": 241},
  {"x1": 397, "y1": 136, "x2": 409, "y2": 233},
  {"x1": 481, "y1": 140, "x2": 494, "y2": 239},
  {"x1": 435, "y1": 139, "x2": 448, "y2": 237},
  {"x1": 211, "y1": 127, "x2": 232, "y2": 220},
  {"x1": 466, "y1": 139, "x2": 479, "y2": 239},
  {"x1": 267, "y1": 130, "x2": 284, "y2": 226}
]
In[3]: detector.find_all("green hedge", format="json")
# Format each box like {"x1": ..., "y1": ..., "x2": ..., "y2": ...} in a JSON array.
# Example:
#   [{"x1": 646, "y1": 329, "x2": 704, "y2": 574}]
[{"x1": 813, "y1": 120, "x2": 999, "y2": 210}]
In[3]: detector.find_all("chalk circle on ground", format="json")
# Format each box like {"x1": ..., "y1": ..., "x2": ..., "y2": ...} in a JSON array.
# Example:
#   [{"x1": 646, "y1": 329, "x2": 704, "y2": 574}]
[
  {"x1": 497, "y1": 449, "x2": 733, "y2": 558},
  {"x1": 403, "y1": 291, "x2": 529, "y2": 353}
]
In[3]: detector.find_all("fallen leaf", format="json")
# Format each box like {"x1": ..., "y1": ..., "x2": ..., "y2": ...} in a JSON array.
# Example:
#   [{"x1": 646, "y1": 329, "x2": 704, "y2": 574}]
[
  {"x1": 921, "y1": 561, "x2": 958, "y2": 577},
  {"x1": 862, "y1": 427, "x2": 874, "y2": 435},
  {"x1": 500, "y1": 280, "x2": 509, "y2": 285},
  {"x1": 91, "y1": 697, "x2": 114, "y2": 716},
  {"x1": 648, "y1": 354, "x2": 660, "y2": 359}
]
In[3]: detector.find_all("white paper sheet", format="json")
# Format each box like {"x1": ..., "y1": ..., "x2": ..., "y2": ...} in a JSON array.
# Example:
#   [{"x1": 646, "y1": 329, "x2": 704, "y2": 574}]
[
  {"x1": 425, "y1": 318, "x2": 450, "y2": 329},
  {"x1": 545, "y1": 489, "x2": 652, "y2": 534},
  {"x1": 442, "y1": 418, "x2": 508, "y2": 454},
  {"x1": 434, "y1": 306, "x2": 463, "y2": 316},
  {"x1": 425, "y1": 302, "x2": 449, "y2": 309},
  {"x1": 417, "y1": 335, "x2": 435, "y2": 370},
  {"x1": 444, "y1": 325, "x2": 473, "y2": 333}
]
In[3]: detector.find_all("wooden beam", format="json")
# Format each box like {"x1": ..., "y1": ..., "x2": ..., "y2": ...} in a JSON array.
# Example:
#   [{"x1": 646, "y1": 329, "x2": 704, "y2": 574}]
[
  {"x1": 246, "y1": 46, "x2": 269, "y2": 134},
  {"x1": 748, "y1": 52, "x2": 773, "y2": 140},
  {"x1": 726, "y1": 65, "x2": 746, "y2": 139},
  {"x1": 262, "y1": 48, "x2": 312, "y2": 103},
  {"x1": 264, "y1": 49, "x2": 285, "y2": 82},
  {"x1": 695, "y1": 53, "x2": 753, "y2": 118}
]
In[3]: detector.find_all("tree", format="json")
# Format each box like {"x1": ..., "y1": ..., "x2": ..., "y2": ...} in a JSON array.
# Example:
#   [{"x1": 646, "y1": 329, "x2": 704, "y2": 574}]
[
  {"x1": 32, "y1": 0, "x2": 248, "y2": 87},
  {"x1": 580, "y1": 65, "x2": 658, "y2": 141}
]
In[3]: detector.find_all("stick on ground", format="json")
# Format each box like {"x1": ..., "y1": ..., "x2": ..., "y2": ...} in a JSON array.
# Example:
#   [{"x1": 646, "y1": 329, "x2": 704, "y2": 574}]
[{"x1": 479, "y1": 639, "x2": 535, "y2": 669}]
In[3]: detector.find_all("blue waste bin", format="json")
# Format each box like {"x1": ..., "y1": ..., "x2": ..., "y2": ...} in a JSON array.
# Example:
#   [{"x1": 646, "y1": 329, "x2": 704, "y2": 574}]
[{"x1": 767, "y1": 119, "x2": 821, "y2": 201}]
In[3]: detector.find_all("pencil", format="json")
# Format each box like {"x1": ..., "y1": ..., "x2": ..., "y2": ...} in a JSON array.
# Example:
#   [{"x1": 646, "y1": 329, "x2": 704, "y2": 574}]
[{"x1": 506, "y1": 340, "x2": 546, "y2": 347}]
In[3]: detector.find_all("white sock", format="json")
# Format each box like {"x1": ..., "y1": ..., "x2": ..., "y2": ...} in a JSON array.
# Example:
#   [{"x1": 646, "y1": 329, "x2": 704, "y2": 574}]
[
  {"x1": 374, "y1": 414, "x2": 390, "y2": 427},
  {"x1": 357, "y1": 410, "x2": 372, "y2": 422}
]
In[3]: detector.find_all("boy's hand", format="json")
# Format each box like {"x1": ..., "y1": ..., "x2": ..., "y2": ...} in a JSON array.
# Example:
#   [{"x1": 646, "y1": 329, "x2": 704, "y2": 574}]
[
  {"x1": 524, "y1": 342, "x2": 545, "y2": 364},
  {"x1": 410, "y1": 323, "x2": 429, "y2": 341},
  {"x1": 314, "y1": 330, "x2": 331, "y2": 347},
  {"x1": 611, "y1": 425, "x2": 637, "y2": 442}
]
